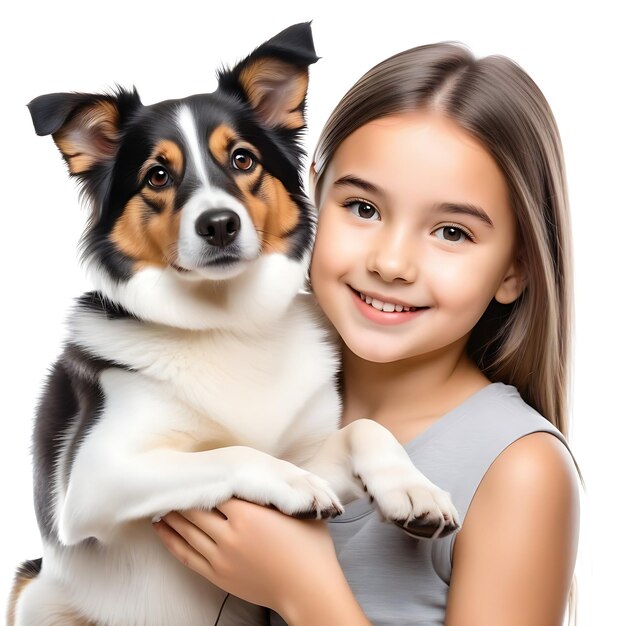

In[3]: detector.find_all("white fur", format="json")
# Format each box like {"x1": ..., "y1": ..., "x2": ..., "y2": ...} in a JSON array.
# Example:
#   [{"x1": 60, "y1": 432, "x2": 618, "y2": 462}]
[
  {"x1": 17, "y1": 152, "x2": 459, "y2": 626},
  {"x1": 177, "y1": 105, "x2": 210, "y2": 187},
  {"x1": 176, "y1": 183, "x2": 260, "y2": 278},
  {"x1": 85, "y1": 252, "x2": 309, "y2": 331},
  {"x1": 175, "y1": 104, "x2": 262, "y2": 280},
  {"x1": 16, "y1": 273, "x2": 460, "y2": 625}
]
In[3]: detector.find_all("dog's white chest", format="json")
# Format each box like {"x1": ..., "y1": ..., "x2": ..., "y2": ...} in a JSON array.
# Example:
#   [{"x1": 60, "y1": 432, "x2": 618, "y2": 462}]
[{"x1": 71, "y1": 299, "x2": 338, "y2": 453}]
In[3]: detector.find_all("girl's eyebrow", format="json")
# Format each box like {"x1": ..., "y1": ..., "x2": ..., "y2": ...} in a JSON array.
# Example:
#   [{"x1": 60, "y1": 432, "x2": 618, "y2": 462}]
[
  {"x1": 436, "y1": 202, "x2": 494, "y2": 228},
  {"x1": 333, "y1": 175, "x2": 383, "y2": 196}
]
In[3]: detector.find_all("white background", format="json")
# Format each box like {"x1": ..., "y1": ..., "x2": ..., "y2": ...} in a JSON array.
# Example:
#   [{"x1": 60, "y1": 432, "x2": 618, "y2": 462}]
[{"x1": 1, "y1": 1, "x2": 623, "y2": 623}]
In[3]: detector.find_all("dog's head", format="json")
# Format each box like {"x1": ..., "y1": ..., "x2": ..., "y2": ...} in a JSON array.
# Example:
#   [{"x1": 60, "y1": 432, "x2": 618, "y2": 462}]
[{"x1": 28, "y1": 23, "x2": 319, "y2": 331}]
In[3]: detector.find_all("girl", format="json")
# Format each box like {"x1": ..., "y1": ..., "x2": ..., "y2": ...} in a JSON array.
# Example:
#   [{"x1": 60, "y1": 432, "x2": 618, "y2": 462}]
[{"x1": 153, "y1": 42, "x2": 581, "y2": 625}]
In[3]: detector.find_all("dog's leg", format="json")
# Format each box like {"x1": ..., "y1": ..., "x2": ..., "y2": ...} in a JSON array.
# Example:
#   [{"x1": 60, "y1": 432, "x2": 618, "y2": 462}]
[
  {"x1": 303, "y1": 419, "x2": 461, "y2": 539},
  {"x1": 58, "y1": 445, "x2": 343, "y2": 546},
  {"x1": 13, "y1": 574, "x2": 97, "y2": 626}
]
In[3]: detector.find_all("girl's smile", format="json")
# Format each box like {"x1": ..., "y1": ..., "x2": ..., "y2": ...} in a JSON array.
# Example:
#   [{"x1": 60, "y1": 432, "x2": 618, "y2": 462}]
[
  {"x1": 349, "y1": 285, "x2": 429, "y2": 325},
  {"x1": 310, "y1": 111, "x2": 525, "y2": 364}
]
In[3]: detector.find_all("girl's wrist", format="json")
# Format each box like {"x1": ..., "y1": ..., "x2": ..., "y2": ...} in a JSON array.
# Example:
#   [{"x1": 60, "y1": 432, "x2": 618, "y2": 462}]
[{"x1": 277, "y1": 568, "x2": 371, "y2": 626}]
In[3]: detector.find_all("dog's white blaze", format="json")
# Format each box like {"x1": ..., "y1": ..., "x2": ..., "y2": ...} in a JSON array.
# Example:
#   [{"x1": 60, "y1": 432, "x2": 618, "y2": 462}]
[
  {"x1": 177, "y1": 105, "x2": 209, "y2": 186},
  {"x1": 174, "y1": 104, "x2": 263, "y2": 279}
]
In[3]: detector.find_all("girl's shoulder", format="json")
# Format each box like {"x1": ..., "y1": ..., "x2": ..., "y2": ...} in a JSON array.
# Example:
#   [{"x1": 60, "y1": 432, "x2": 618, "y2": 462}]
[{"x1": 445, "y1": 412, "x2": 580, "y2": 624}]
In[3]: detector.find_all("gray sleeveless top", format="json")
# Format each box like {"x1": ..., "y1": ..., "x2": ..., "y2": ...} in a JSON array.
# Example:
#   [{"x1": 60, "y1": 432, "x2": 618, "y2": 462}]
[{"x1": 269, "y1": 382, "x2": 572, "y2": 626}]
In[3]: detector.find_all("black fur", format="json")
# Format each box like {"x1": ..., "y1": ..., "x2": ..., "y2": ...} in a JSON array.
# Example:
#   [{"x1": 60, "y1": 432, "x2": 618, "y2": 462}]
[
  {"x1": 15, "y1": 558, "x2": 42, "y2": 580},
  {"x1": 32, "y1": 341, "x2": 134, "y2": 542},
  {"x1": 24, "y1": 16, "x2": 319, "y2": 579},
  {"x1": 27, "y1": 22, "x2": 319, "y2": 281}
]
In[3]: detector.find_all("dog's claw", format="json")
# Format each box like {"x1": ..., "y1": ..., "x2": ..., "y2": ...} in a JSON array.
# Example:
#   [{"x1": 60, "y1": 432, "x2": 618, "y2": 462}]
[
  {"x1": 356, "y1": 462, "x2": 461, "y2": 539},
  {"x1": 393, "y1": 514, "x2": 460, "y2": 539},
  {"x1": 292, "y1": 502, "x2": 343, "y2": 520}
]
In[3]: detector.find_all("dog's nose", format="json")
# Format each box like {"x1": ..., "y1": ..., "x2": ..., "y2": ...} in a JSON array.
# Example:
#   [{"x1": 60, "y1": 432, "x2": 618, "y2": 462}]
[{"x1": 195, "y1": 209, "x2": 241, "y2": 248}]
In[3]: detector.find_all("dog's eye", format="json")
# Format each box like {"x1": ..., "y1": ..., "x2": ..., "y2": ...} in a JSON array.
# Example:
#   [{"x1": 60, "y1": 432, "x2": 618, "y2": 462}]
[
  {"x1": 231, "y1": 149, "x2": 256, "y2": 172},
  {"x1": 146, "y1": 166, "x2": 172, "y2": 189}
]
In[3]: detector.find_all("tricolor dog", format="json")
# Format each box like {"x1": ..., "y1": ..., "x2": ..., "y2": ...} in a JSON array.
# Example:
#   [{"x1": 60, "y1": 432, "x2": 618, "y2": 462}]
[{"x1": 9, "y1": 23, "x2": 459, "y2": 626}]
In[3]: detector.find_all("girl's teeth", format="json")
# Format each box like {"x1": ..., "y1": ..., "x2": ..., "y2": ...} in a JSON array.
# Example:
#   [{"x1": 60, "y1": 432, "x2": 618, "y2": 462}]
[{"x1": 358, "y1": 290, "x2": 419, "y2": 313}]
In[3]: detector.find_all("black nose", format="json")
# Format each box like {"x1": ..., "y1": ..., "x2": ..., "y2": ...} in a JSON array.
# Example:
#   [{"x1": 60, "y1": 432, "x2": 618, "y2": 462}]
[{"x1": 195, "y1": 209, "x2": 241, "y2": 248}]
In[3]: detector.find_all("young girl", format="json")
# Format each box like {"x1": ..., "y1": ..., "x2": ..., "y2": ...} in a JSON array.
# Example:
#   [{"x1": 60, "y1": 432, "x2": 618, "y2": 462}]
[{"x1": 153, "y1": 42, "x2": 581, "y2": 625}]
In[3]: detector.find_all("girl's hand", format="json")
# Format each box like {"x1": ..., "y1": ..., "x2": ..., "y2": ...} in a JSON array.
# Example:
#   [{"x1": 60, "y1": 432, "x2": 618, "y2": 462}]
[{"x1": 152, "y1": 498, "x2": 361, "y2": 623}]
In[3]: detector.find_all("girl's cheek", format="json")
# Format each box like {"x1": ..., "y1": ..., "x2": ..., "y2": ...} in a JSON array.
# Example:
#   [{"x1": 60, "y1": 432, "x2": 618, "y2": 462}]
[
  {"x1": 311, "y1": 209, "x2": 348, "y2": 280},
  {"x1": 309, "y1": 232, "x2": 337, "y2": 305}
]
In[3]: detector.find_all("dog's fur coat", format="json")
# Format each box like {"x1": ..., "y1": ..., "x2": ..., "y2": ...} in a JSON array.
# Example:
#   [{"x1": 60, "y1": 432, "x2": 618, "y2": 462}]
[{"x1": 9, "y1": 23, "x2": 459, "y2": 626}]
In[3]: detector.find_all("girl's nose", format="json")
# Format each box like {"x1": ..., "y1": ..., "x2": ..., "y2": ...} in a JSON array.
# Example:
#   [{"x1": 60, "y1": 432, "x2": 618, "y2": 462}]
[{"x1": 366, "y1": 230, "x2": 418, "y2": 283}]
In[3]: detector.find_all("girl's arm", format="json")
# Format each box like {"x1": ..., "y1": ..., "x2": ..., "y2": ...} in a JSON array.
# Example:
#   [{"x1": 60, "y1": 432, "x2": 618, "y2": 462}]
[
  {"x1": 153, "y1": 499, "x2": 371, "y2": 626},
  {"x1": 445, "y1": 432, "x2": 580, "y2": 626}
]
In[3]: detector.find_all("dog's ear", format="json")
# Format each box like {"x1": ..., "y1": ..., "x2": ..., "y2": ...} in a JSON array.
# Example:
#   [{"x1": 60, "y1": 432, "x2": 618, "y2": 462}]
[
  {"x1": 217, "y1": 22, "x2": 319, "y2": 131},
  {"x1": 27, "y1": 87, "x2": 142, "y2": 176}
]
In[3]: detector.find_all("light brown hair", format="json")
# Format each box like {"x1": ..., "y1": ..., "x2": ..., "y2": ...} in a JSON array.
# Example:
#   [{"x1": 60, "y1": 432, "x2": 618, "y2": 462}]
[
  {"x1": 313, "y1": 42, "x2": 572, "y2": 436},
  {"x1": 310, "y1": 42, "x2": 579, "y2": 623}
]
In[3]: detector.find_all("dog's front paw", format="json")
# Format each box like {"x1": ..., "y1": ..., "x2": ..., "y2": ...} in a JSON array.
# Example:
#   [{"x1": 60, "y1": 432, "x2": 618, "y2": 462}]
[
  {"x1": 358, "y1": 466, "x2": 460, "y2": 539},
  {"x1": 284, "y1": 472, "x2": 345, "y2": 520},
  {"x1": 238, "y1": 464, "x2": 344, "y2": 520}
]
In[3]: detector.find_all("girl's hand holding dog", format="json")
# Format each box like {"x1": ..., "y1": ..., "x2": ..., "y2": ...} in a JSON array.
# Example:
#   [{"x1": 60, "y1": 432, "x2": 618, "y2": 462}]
[{"x1": 153, "y1": 498, "x2": 371, "y2": 626}]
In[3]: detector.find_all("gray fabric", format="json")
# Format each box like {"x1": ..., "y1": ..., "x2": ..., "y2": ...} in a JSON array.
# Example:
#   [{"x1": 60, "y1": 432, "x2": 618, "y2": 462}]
[{"x1": 269, "y1": 382, "x2": 571, "y2": 625}]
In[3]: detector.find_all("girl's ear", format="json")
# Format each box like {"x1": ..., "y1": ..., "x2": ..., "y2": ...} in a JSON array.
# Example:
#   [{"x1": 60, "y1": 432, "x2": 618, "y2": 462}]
[
  {"x1": 309, "y1": 163, "x2": 318, "y2": 191},
  {"x1": 495, "y1": 260, "x2": 526, "y2": 304}
]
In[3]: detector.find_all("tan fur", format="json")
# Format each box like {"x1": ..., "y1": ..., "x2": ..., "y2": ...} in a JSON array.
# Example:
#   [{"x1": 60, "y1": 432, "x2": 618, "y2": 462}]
[
  {"x1": 138, "y1": 139, "x2": 185, "y2": 179},
  {"x1": 6, "y1": 573, "x2": 33, "y2": 626},
  {"x1": 232, "y1": 173, "x2": 299, "y2": 255},
  {"x1": 49, "y1": 611, "x2": 97, "y2": 626},
  {"x1": 209, "y1": 124, "x2": 299, "y2": 254},
  {"x1": 54, "y1": 101, "x2": 119, "y2": 174},
  {"x1": 111, "y1": 140, "x2": 186, "y2": 270},
  {"x1": 260, "y1": 175, "x2": 300, "y2": 254},
  {"x1": 207, "y1": 125, "x2": 298, "y2": 254},
  {"x1": 7, "y1": 569, "x2": 101, "y2": 626},
  {"x1": 149, "y1": 420, "x2": 239, "y2": 454},
  {"x1": 208, "y1": 124, "x2": 239, "y2": 166},
  {"x1": 239, "y1": 58, "x2": 309, "y2": 129}
]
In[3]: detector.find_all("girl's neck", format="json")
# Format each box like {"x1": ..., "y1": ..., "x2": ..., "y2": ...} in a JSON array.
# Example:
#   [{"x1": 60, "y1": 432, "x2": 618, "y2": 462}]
[{"x1": 340, "y1": 337, "x2": 491, "y2": 443}]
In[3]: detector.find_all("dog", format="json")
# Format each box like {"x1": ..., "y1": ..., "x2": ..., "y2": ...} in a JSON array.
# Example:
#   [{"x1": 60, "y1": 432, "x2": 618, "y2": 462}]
[{"x1": 9, "y1": 22, "x2": 460, "y2": 626}]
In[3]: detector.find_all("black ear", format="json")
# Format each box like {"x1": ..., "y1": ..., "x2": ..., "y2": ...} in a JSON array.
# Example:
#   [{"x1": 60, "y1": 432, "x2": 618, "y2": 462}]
[
  {"x1": 27, "y1": 87, "x2": 142, "y2": 175},
  {"x1": 217, "y1": 22, "x2": 319, "y2": 130}
]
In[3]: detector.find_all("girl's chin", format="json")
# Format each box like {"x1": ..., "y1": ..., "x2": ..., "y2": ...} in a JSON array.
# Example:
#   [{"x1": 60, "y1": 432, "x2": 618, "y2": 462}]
[{"x1": 340, "y1": 336, "x2": 413, "y2": 364}]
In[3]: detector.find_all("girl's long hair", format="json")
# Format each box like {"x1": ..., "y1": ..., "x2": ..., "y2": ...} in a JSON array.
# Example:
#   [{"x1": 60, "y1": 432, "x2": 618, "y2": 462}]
[{"x1": 311, "y1": 42, "x2": 578, "y2": 623}]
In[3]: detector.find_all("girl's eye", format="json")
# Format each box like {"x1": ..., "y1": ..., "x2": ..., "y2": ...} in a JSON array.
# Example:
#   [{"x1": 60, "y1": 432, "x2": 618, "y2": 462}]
[
  {"x1": 344, "y1": 200, "x2": 381, "y2": 221},
  {"x1": 147, "y1": 166, "x2": 172, "y2": 189},
  {"x1": 433, "y1": 225, "x2": 473, "y2": 244},
  {"x1": 231, "y1": 149, "x2": 256, "y2": 172}
]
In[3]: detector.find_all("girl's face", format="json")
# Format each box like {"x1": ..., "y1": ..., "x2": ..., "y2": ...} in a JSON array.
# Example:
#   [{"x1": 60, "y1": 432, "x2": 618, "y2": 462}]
[{"x1": 310, "y1": 111, "x2": 524, "y2": 364}]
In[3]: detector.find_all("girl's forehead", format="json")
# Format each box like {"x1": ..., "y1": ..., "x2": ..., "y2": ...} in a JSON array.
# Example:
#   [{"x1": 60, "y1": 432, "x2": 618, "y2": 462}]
[
  {"x1": 327, "y1": 111, "x2": 510, "y2": 214},
  {"x1": 334, "y1": 112, "x2": 492, "y2": 174}
]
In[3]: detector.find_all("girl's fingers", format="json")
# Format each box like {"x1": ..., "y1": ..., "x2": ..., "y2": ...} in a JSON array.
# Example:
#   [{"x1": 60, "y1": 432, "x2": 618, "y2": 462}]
[
  {"x1": 161, "y1": 511, "x2": 220, "y2": 554},
  {"x1": 180, "y1": 507, "x2": 229, "y2": 531},
  {"x1": 152, "y1": 519, "x2": 214, "y2": 580}
]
